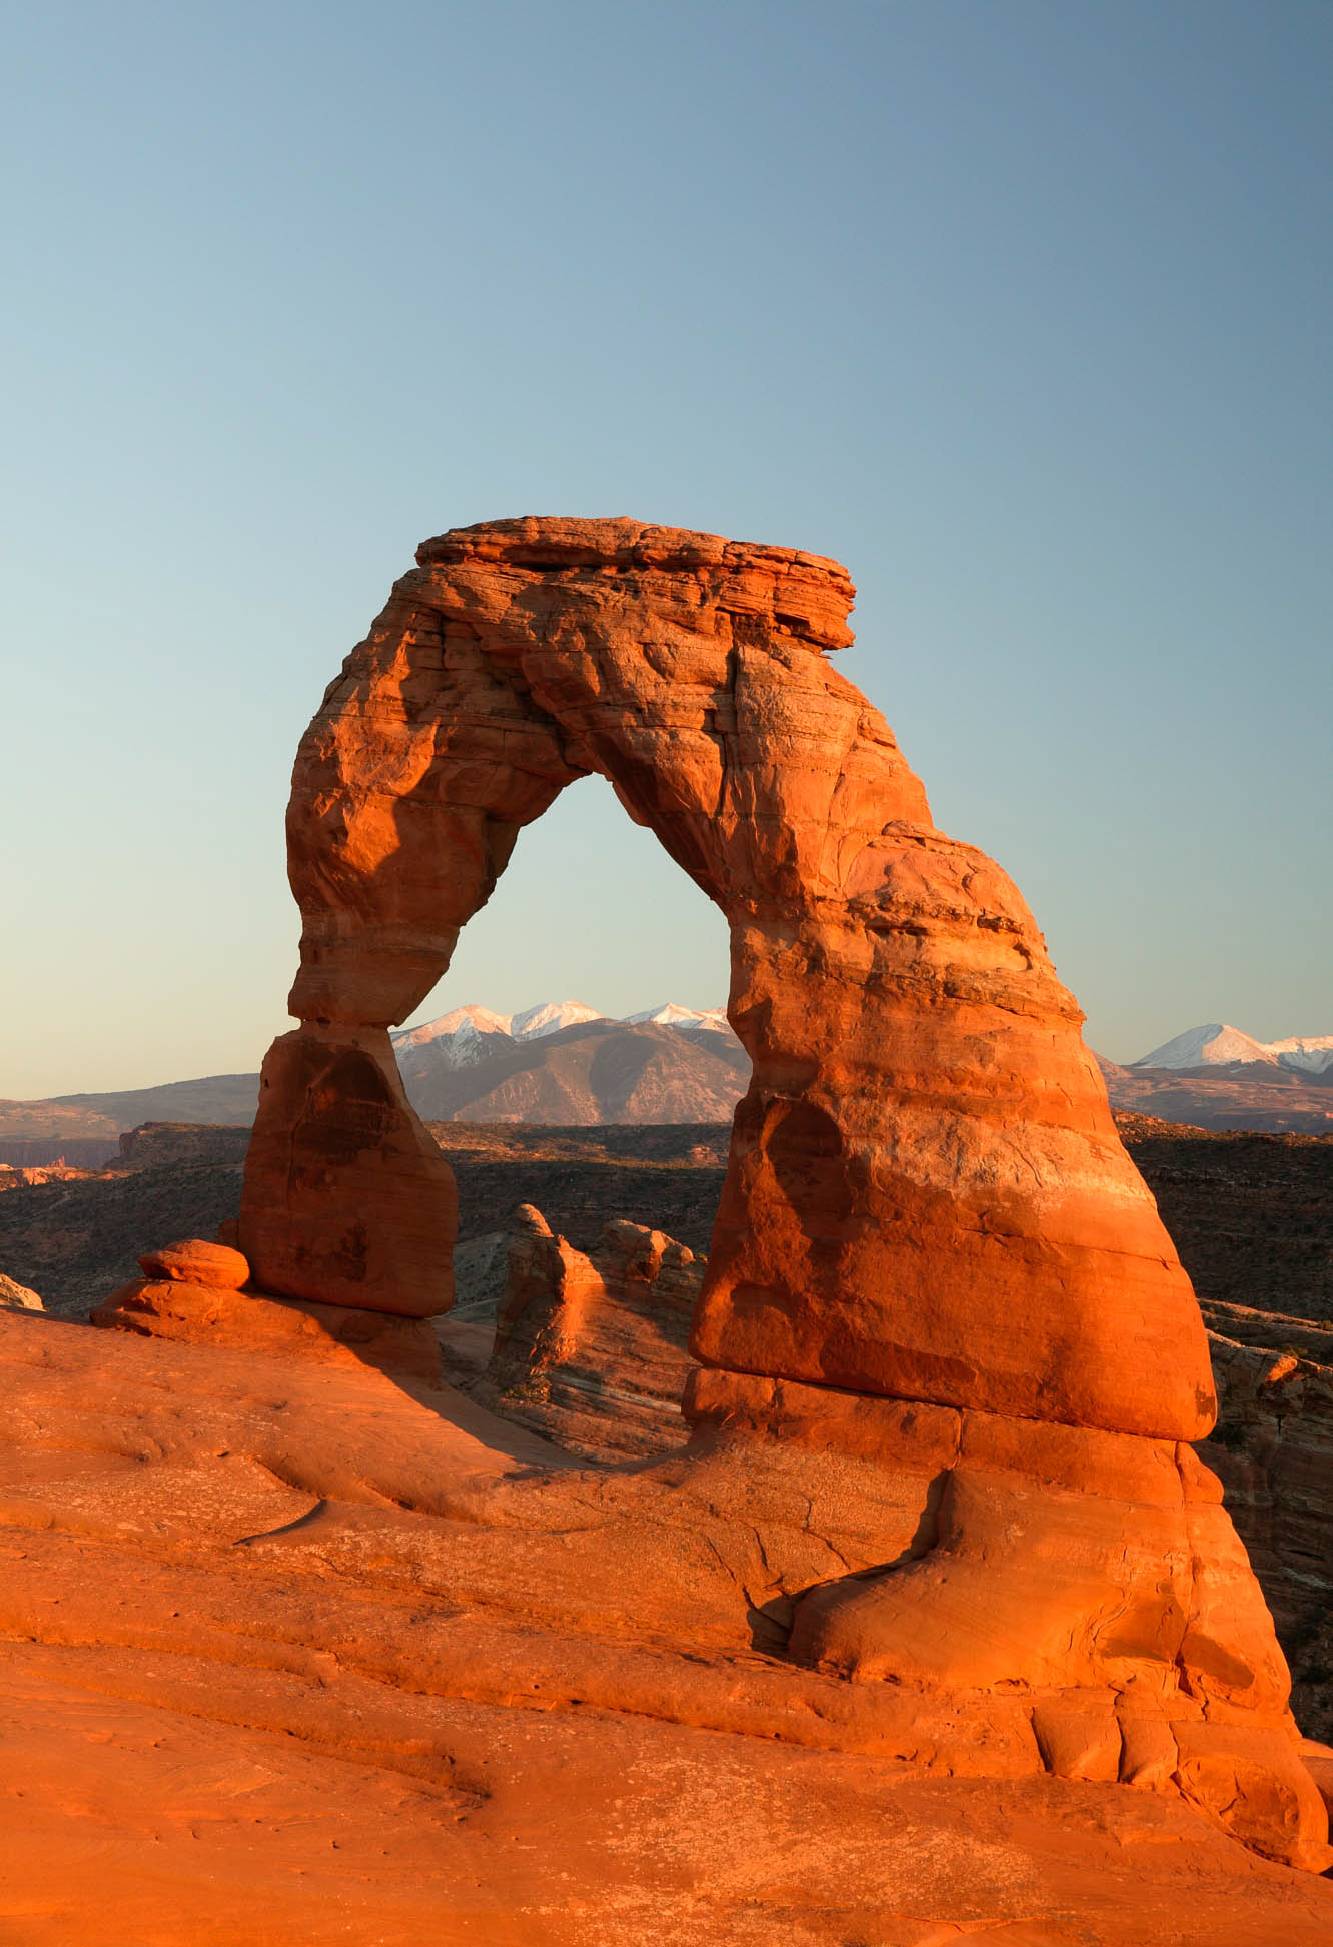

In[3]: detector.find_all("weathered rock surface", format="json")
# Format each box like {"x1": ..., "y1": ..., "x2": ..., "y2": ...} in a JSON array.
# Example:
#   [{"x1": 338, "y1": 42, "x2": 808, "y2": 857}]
[
  {"x1": 242, "y1": 1026, "x2": 457, "y2": 1317},
  {"x1": 474, "y1": 1207, "x2": 701, "y2": 1459},
  {"x1": 222, "y1": 517, "x2": 1322, "y2": 1867},
  {"x1": 92, "y1": 1276, "x2": 442, "y2": 1384},
  {"x1": 1, "y1": 1310, "x2": 1331, "y2": 1943},
  {"x1": 253, "y1": 517, "x2": 1211, "y2": 1448},
  {"x1": 138, "y1": 1236, "x2": 250, "y2": 1288}
]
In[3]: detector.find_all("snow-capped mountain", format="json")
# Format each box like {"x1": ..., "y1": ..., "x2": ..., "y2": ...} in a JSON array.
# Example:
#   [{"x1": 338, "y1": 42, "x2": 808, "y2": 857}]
[
  {"x1": 1135, "y1": 1023, "x2": 1333, "y2": 1076},
  {"x1": 385, "y1": 999, "x2": 744, "y2": 1124},
  {"x1": 390, "y1": 1000, "x2": 733, "y2": 1072},
  {"x1": 625, "y1": 1003, "x2": 731, "y2": 1033},
  {"x1": 1264, "y1": 1035, "x2": 1333, "y2": 1075},
  {"x1": 509, "y1": 1000, "x2": 607, "y2": 1041},
  {"x1": 391, "y1": 1005, "x2": 512, "y2": 1062},
  {"x1": 390, "y1": 1000, "x2": 605, "y2": 1059}
]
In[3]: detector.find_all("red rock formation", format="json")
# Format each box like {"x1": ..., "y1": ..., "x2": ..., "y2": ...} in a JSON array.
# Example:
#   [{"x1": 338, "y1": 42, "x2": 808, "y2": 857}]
[
  {"x1": 242, "y1": 1027, "x2": 457, "y2": 1317},
  {"x1": 94, "y1": 1233, "x2": 441, "y2": 1383},
  {"x1": 245, "y1": 518, "x2": 1209, "y2": 1441},
  {"x1": 480, "y1": 1207, "x2": 700, "y2": 1459},
  {"x1": 139, "y1": 1238, "x2": 250, "y2": 1288},
  {"x1": 93, "y1": 1277, "x2": 442, "y2": 1385},
  {"x1": 0, "y1": 1270, "x2": 43, "y2": 1310},
  {"x1": 5, "y1": 1308, "x2": 1332, "y2": 1941},
  {"x1": 222, "y1": 517, "x2": 1324, "y2": 1867}
]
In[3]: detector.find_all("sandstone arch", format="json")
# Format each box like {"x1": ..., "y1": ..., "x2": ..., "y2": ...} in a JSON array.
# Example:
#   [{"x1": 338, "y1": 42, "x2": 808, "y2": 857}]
[
  {"x1": 227, "y1": 519, "x2": 1327, "y2": 1869},
  {"x1": 241, "y1": 516, "x2": 1209, "y2": 1440}
]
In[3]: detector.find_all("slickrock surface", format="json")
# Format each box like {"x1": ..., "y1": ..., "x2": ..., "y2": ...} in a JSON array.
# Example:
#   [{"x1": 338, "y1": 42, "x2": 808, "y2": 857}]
[
  {"x1": 474, "y1": 1208, "x2": 701, "y2": 1459},
  {"x1": 220, "y1": 517, "x2": 1324, "y2": 1868},
  {"x1": 1, "y1": 1309, "x2": 1330, "y2": 1945},
  {"x1": 444, "y1": 1194, "x2": 1333, "y2": 1744}
]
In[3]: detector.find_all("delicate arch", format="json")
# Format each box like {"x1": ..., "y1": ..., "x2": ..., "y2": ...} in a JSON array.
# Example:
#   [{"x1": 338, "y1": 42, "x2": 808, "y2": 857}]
[{"x1": 240, "y1": 517, "x2": 1213, "y2": 1441}]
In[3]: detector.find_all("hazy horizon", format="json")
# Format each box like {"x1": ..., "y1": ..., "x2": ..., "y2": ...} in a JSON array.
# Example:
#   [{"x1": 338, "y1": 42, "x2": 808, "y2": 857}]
[{"x1": 4, "y1": 2, "x2": 1330, "y2": 1098}]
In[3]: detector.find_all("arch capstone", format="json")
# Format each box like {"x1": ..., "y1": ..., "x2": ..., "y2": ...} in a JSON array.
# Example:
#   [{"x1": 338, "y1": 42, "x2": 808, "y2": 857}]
[{"x1": 229, "y1": 517, "x2": 1328, "y2": 1870}]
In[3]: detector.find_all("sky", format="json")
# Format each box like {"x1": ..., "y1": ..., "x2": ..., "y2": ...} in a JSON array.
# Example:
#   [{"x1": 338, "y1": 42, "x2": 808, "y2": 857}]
[{"x1": 2, "y1": 0, "x2": 1329, "y2": 1097}]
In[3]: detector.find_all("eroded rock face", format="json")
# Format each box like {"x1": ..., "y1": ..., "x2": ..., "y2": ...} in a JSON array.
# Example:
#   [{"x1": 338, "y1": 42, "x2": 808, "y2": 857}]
[
  {"x1": 228, "y1": 516, "x2": 1323, "y2": 1869},
  {"x1": 93, "y1": 1231, "x2": 443, "y2": 1384},
  {"x1": 139, "y1": 1238, "x2": 250, "y2": 1289},
  {"x1": 242, "y1": 1027, "x2": 457, "y2": 1317},
  {"x1": 243, "y1": 518, "x2": 1209, "y2": 1442},
  {"x1": 92, "y1": 1277, "x2": 442, "y2": 1385},
  {"x1": 479, "y1": 1208, "x2": 700, "y2": 1460}
]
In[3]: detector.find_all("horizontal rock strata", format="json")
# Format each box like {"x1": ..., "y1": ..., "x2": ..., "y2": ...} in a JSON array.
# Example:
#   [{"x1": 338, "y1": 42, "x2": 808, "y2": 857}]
[{"x1": 477, "y1": 1208, "x2": 701, "y2": 1460}]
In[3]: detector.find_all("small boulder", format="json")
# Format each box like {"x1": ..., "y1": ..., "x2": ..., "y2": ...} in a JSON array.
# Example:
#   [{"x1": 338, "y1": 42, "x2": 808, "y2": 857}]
[{"x1": 138, "y1": 1238, "x2": 250, "y2": 1290}]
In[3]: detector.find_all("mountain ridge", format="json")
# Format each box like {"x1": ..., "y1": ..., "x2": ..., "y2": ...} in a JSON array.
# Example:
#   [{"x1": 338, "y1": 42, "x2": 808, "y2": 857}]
[{"x1": 4, "y1": 1005, "x2": 1332, "y2": 1147}]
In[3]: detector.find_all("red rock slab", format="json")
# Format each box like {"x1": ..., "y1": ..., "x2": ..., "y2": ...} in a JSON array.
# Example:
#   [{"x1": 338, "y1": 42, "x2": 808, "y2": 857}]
[
  {"x1": 481, "y1": 1212, "x2": 703, "y2": 1459},
  {"x1": 6, "y1": 1647, "x2": 1330, "y2": 1947},
  {"x1": 1, "y1": 1312, "x2": 1326, "y2": 1876}
]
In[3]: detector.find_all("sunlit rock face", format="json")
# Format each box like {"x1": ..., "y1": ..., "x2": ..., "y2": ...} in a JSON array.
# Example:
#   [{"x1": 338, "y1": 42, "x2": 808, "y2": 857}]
[
  {"x1": 242, "y1": 516, "x2": 1209, "y2": 1442},
  {"x1": 225, "y1": 518, "x2": 1329, "y2": 1872}
]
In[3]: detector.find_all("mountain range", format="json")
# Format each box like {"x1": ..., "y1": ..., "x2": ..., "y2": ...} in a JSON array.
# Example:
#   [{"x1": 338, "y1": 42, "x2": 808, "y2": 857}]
[
  {"x1": 1, "y1": 1010, "x2": 1329, "y2": 1157},
  {"x1": 388, "y1": 1004, "x2": 744, "y2": 1123}
]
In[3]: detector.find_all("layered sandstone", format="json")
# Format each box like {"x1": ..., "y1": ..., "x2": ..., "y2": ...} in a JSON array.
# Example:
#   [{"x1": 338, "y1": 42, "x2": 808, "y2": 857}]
[
  {"x1": 203, "y1": 515, "x2": 1325, "y2": 1868},
  {"x1": 2, "y1": 1309, "x2": 1331, "y2": 1941},
  {"x1": 478, "y1": 1208, "x2": 701, "y2": 1459},
  {"x1": 92, "y1": 1233, "x2": 441, "y2": 1384},
  {"x1": 242, "y1": 1027, "x2": 457, "y2": 1316},
  {"x1": 246, "y1": 517, "x2": 1210, "y2": 1442},
  {"x1": 138, "y1": 1236, "x2": 250, "y2": 1288}
]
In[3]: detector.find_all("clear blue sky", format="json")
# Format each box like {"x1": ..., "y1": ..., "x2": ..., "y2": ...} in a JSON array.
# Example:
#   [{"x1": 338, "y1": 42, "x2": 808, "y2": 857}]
[{"x1": 3, "y1": 0, "x2": 1329, "y2": 1096}]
